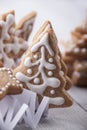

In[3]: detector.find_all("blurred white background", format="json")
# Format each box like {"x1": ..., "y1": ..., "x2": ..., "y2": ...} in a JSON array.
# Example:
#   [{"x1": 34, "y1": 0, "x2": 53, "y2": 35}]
[{"x1": 0, "y1": 0, "x2": 87, "y2": 43}]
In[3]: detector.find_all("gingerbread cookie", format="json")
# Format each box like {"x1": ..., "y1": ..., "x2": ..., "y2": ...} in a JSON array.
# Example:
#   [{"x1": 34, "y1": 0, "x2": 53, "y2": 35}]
[
  {"x1": 0, "y1": 10, "x2": 36, "y2": 68},
  {"x1": 15, "y1": 11, "x2": 37, "y2": 41},
  {"x1": 63, "y1": 17, "x2": 87, "y2": 86},
  {"x1": 33, "y1": 22, "x2": 72, "y2": 90},
  {"x1": 71, "y1": 17, "x2": 87, "y2": 47},
  {"x1": 65, "y1": 46, "x2": 87, "y2": 60},
  {"x1": 14, "y1": 21, "x2": 73, "y2": 108},
  {"x1": 72, "y1": 61, "x2": 87, "y2": 86},
  {"x1": 0, "y1": 67, "x2": 23, "y2": 100}
]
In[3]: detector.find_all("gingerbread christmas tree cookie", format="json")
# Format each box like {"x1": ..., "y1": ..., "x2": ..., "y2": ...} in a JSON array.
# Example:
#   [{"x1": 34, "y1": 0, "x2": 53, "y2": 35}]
[
  {"x1": 14, "y1": 21, "x2": 73, "y2": 108},
  {"x1": 63, "y1": 17, "x2": 87, "y2": 86},
  {"x1": 0, "y1": 10, "x2": 36, "y2": 68},
  {"x1": 33, "y1": 21, "x2": 72, "y2": 90},
  {"x1": 0, "y1": 67, "x2": 23, "y2": 100}
]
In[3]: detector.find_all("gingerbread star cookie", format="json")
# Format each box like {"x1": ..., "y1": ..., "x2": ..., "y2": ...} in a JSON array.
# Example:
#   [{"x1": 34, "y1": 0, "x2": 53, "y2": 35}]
[
  {"x1": 0, "y1": 67, "x2": 23, "y2": 100},
  {"x1": 14, "y1": 21, "x2": 73, "y2": 108},
  {"x1": 0, "y1": 10, "x2": 36, "y2": 68}
]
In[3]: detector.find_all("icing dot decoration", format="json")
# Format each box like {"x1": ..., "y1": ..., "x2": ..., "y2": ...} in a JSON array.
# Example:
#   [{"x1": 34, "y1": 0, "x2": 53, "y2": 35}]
[
  {"x1": 34, "y1": 54, "x2": 38, "y2": 59},
  {"x1": 1, "y1": 87, "x2": 6, "y2": 91},
  {"x1": 50, "y1": 90, "x2": 55, "y2": 95},
  {"x1": 48, "y1": 58, "x2": 53, "y2": 63},
  {"x1": 0, "y1": 67, "x2": 23, "y2": 94},
  {"x1": 19, "y1": 84, "x2": 23, "y2": 88},
  {"x1": 81, "y1": 48, "x2": 86, "y2": 53},
  {"x1": 8, "y1": 70, "x2": 12, "y2": 74},
  {"x1": 83, "y1": 34, "x2": 87, "y2": 39},
  {"x1": 0, "y1": 91, "x2": 3, "y2": 94},
  {"x1": 48, "y1": 71, "x2": 53, "y2": 76},
  {"x1": 13, "y1": 77, "x2": 16, "y2": 80},
  {"x1": 5, "y1": 85, "x2": 9, "y2": 88},
  {"x1": 74, "y1": 48, "x2": 80, "y2": 53},
  {"x1": 12, "y1": 83, "x2": 15, "y2": 86},
  {"x1": 16, "y1": 80, "x2": 20, "y2": 83},
  {"x1": 7, "y1": 82, "x2": 11, "y2": 86},
  {"x1": 9, "y1": 74, "x2": 13, "y2": 78},
  {"x1": 27, "y1": 69, "x2": 32, "y2": 74},
  {"x1": 34, "y1": 78, "x2": 40, "y2": 84}
]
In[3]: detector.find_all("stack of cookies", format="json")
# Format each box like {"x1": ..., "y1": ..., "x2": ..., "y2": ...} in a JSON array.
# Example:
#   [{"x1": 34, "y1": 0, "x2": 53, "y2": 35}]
[
  {"x1": 63, "y1": 18, "x2": 87, "y2": 86},
  {"x1": 0, "y1": 11, "x2": 73, "y2": 108}
]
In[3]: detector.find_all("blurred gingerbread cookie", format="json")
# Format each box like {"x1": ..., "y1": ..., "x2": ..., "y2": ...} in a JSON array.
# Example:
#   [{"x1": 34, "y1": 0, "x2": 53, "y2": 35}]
[
  {"x1": 14, "y1": 21, "x2": 73, "y2": 108},
  {"x1": 72, "y1": 61, "x2": 87, "y2": 86},
  {"x1": 63, "y1": 17, "x2": 87, "y2": 86},
  {"x1": 0, "y1": 67, "x2": 23, "y2": 100},
  {"x1": 0, "y1": 10, "x2": 36, "y2": 68}
]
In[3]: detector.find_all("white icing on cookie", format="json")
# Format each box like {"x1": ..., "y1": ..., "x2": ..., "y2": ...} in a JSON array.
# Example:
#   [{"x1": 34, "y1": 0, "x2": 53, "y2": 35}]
[
  {"x1": 33, "y1": 54, "x2": 38, "y2": 59},
  {"x1": 37, "y1": 24, "x2": 51, "y2": 40},
  {"x1": 12, "y1": 83, "x2": 15, "y2": 86},
  {"x1": 1, "y1": 87, "x2": 6, "y2": 91},
  {"x1": 16, "y1": 46, "x2": 60, "y2": 94},
  {"x1": 0, "y1": 91, "x2": 3, "y2": 94},
  {"x1": 77, "y1": 64, "x2": 82, "y2": 69},
  {"x1": 0, "y1": 14, "x2": 15, "y2": 41},
  {"x1": 73, "y1": 71, "x2": 80, "y2": 77},
  {"x1": 31, "y1": 33, "x2": 54, "y2": 56},
  {"x1": 15, "y1": 18, "x2": 35, "y2": 38},
  {"x1": 27, "y1": 69, "x2": 32, "y2": 74},
  {"x1": 34, "y1": 78, "x2": 40, "y2": 84},
  {"x1": 24, "y1": 48, "x2": 56, "y2": 69},
  {"x1": 48, "y1": 71, "x2": 53, "y2": 76},
  {"x1": 83, "y1": 34, "x2": 87, "y2": 39},
  {"x1": 0, "y1": 14, "x2": 28, "y2": 68},
  {"x1": 78, "y1": 39, "x2": 84, "y2": 44},
  {"x1": 16, "y1": 80, "x2": 20, "y2": 83},
  {"x1": 15, "y1": 31, "x2": 64, "y2": 106},
  {"x1": 16, "y1": 72, "x2": 60, "y2": 94},
  {"x1": 24, "y1": 57, "x2": 32, "y2": 67},
  {"x1": 0, "y1": 40, "x2": 15, "y2": 67},
  {"x1": 48, "y1": 58, "x2": 53, "y2": 63},
  {"x1": 8, "y1": 70, "x2": 12, "y2": 74},
  {"x1": 74, "y1": 48, "x2": 80, "y2": 53},
  {"x1": 50, "y1": 90, "x2": 55, "y2": 95},
  {"x1": 5, "y1": 38, "x2": 28, "y2": 55},
  {"x1": 0, "y1": 67, "x2": 23, "y2": 94},
  {"x1": 81, "y1": 48, "x2": 87, "y2": 53},
  {"x1": 49, "y1": 97, "x2": 65, "y2": 105}
]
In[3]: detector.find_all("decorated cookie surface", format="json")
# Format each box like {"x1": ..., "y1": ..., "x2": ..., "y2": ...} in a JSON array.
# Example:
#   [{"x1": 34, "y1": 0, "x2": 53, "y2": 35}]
[
  {"x1": 0, "y1": 67, "x2": 23, "y2": 100},
  {"x1": 14, "y1": 21, "x2": 73, "y2": 108},
  {"x1": 0, "y1": 10, "x2": 36, "y2": 68}
]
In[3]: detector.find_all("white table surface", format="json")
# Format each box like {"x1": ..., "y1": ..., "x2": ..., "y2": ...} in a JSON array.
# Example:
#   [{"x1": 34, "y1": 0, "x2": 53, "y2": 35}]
[
  {"x1": 14, "y1": 86, "x2": 87, "y2": 130},
  {"x1": 0, "y1": 0, "x2": 87, "y2": 130},
  {"x1": 69, "y1": 86, "x2": 87, "y2": 112},
  {"x1": 15, "y1": 102, "x2": 87, "y2": 130}
]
